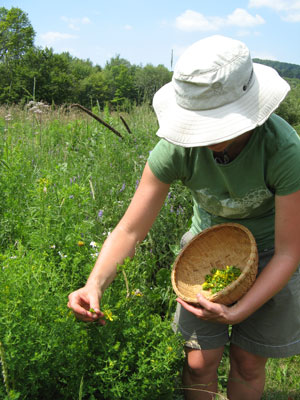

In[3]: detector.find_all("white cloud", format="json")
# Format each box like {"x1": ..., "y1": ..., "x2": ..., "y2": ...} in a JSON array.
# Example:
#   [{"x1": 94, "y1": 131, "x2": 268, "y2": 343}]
[
  {"x1": 175, "y1": 8, "x2": 265, "y2": 32},
  {"x1": 61, "y1": 16, "x2": 91, "y2": 31},
  {"x1": 175, "y1": 10, "x2": 222, "y2": 31},
  {"x1": 282, "y1": 12, "x2": 300, "y2": 20},
  {"x1": 248, "y1": 0, "x2": 300, "y2": 11},
  {"x1": 227, "y1": 8, "x2": 265, "y2": 26},
  {"x1": 39, "y1": 32, "x2": 78, "y2": 46},
  {"x1": 124, "y1": 24, "x2": 133, "y2": 30},
  {"x1": 248, "y1": 0, "x2": 300, "y2": 21}
]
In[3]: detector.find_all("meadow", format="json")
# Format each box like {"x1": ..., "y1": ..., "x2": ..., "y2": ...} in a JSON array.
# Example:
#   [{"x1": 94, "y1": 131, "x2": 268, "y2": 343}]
[{"x1": 0, "y1": 103, "x2": 299, "y2": 399}]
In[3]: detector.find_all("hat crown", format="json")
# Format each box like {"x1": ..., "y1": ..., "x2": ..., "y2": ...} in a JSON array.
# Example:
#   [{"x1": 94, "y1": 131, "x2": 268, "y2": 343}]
[{"x1": 173, "y1": 35, "x2": 254, "y2": 110}]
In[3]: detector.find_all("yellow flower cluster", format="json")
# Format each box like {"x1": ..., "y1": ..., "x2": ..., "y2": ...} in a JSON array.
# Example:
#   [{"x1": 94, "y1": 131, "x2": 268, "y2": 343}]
[{"x1": 202, "y1": 265, "x2": 241, "y2": 294}]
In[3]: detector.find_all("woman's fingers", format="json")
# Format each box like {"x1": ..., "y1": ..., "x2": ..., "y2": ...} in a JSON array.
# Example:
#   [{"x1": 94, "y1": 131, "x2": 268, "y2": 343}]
[
  {"x1": 67, "y1": 289, "x2": 106, "y2": 324},
  {"x1": 176, "y1": 294, "x2": 232, "y2": 324}
]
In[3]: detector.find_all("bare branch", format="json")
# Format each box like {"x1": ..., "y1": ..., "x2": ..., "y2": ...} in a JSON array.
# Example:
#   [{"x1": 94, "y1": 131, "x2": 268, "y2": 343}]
[
  {"x1": 120, "y1": 115, "x2": 132, "y2": 134},
  {"x1": 70, "y1": 104, "x2": 123, "y2": 139}
]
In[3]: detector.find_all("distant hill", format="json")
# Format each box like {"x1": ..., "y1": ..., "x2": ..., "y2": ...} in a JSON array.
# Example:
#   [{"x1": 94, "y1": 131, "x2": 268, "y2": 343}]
[{"x1": 253, "y1": 59, "x2": 300, "y2": 79}]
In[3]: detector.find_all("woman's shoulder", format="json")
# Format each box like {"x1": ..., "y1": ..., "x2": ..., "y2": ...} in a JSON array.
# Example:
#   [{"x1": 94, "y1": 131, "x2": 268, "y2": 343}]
[{"x1": 261, "y1": 114, "x2": 299, "y2": 147}]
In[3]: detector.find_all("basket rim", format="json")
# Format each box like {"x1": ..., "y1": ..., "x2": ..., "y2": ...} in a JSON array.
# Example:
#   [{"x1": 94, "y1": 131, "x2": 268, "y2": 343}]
[{"x1": 171, "y1": 223, "x2": 258, "y2": 304}]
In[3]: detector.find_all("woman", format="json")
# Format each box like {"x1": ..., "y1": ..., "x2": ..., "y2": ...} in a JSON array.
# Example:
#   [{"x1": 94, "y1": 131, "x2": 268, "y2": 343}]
[{"x1": 68, "y1": 35, "x2": 300, "y2": 399}]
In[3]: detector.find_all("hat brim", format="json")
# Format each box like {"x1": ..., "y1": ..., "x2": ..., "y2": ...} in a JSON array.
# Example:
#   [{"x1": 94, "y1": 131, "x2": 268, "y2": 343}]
[{"x1": 153, "y1": 63, "x2": 290, "y2": 147}]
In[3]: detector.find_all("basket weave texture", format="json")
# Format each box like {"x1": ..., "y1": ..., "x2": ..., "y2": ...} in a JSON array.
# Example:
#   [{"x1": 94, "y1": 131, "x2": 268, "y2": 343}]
[{"x1": 171, "y1": 223, "x2": 258, "y2": 305}]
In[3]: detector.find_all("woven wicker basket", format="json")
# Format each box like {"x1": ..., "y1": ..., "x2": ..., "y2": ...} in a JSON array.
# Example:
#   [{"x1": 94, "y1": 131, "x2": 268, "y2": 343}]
[{"x1": 171, "y1": 223, "x2": 258, "y2": 305}]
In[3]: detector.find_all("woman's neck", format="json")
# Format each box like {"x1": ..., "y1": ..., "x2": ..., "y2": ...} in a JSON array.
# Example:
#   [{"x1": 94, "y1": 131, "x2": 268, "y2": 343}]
[{"x1": 213, "y1": 131, "x2": 253, "y2": 164}]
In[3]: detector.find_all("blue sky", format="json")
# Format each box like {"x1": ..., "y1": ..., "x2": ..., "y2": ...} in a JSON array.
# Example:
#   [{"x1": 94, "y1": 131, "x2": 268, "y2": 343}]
[{"x1": 2, "y1": 0, "x2": 300, "y2": 68}]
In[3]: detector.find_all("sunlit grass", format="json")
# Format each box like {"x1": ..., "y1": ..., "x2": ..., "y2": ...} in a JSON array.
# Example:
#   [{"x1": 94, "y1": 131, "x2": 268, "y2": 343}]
[{"x1": 0, "y1": 103, "x2": 299, "y2": 399}]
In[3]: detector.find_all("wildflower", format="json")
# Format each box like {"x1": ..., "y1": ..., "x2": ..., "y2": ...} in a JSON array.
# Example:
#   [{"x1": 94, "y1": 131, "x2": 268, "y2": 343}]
[
  {"x1": 131, "y1": 289, "x2": 143, "y2": 297},
  {"x1": 135, "y1": 179, "x2": 139, "y2": 190},
  {"x1": 90, "y1": 241, "x2": 97, "y2": 248},
  {"x1": 77, "y1": 241, "x2": 84, "y2": 246},
  {"x1": 58, "y1": 251, "x2": 67, "y2": 258},
  {"x1": 50, "y1": 245, "x2": 56, "y2": 249},
  {"x1": 177, "y1": 205, "x2": 184, "y2": 215},
  {"x1": 69, "y1": 195, "x2": 74, "y2": 199},
  {"x1": 98, "y1": 210, "x2": 103, "y2": 219},
  {"x1": 103, "y1": 309, "x2": 114, "y2": 321},
  {"x1": 120, "y1": 183, "x2": 126, "y2": 192},
  {"x1": 91, "y1": 252, "x2": 99, "y2": 258},
  {"x1": 202, "y1": 265, "x2": 241, "y2": 294}
]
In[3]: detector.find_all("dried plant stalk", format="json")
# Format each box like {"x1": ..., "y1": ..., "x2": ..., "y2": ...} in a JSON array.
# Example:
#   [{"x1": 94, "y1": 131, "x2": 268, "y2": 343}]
[
  {"x1": 120, "y1": 115, "x2": 132, "y2": 134},
  {"x1": 0, "y1": 341, "x2": 10, "y2": 396},
  {"x1": 71, "y1": 104, "x2": 123, "y2": 139}
]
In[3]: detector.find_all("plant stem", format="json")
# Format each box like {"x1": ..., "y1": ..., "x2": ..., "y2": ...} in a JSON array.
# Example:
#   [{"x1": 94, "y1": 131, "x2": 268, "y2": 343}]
[{"x1": 0, "y1": 341, "x2": 10, "y2": 396}]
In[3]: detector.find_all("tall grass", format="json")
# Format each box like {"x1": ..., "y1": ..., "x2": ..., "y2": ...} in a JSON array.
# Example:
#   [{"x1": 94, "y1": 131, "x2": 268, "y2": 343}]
[{"x1": 0, "y1": 104, "x2": 299, "y2": 399}]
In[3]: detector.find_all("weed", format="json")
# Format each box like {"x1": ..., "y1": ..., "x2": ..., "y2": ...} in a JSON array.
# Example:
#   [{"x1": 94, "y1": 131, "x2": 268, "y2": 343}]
[{"x1": 0, "y1": 104, "x2": 299, "y2": 399}]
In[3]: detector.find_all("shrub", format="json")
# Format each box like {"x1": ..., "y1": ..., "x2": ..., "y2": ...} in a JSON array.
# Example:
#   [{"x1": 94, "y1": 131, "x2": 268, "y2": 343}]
[{"x1": 0, "y1": 245, "x2": 184, "y2": 399}]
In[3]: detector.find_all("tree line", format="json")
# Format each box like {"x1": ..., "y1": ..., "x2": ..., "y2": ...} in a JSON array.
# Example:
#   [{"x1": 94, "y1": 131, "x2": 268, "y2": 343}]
[
  {"x1": 0, "y1": 7, "x2": 172, "y2": 108},
  {"x1": 253, "y1": 58, "x2": 300, "y2": 79},
  {"x1": 0, "y1": 5, "x2": 299, "y2": 127}
]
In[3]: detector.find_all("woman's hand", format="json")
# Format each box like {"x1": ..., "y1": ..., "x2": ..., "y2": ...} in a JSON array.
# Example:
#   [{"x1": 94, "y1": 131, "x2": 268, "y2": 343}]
[
  {"x1": 67, "y1": 285, "x2": 106, "y2": 325},
  {"x1": 176, "y1": 293, "x2": 241, "y2": 325}
]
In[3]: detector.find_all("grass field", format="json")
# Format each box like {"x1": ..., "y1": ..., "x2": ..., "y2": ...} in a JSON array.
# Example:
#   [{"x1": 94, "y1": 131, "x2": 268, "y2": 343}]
[{"x1": 0, "y1": 103, "x2": 299, "y2": 399}]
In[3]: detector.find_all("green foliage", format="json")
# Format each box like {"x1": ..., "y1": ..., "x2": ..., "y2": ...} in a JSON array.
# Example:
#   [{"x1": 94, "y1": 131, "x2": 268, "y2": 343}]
[
  {"x1": 0, "y1": 104, "x2": 191, "y2": 399},
  {"x1": 0, "y1": 104, "x2": 299, "y2": 399},
  {"x1": 135, "y1": 64, "x2": 172, "y2": 104},
  {"x1": 0, "y1": 246, "x2": 184, "y2": 399},
  {"x1": 0, "y1": 7, "x2": 35, "y2": 62},
  {"x1": 253, "y1": 58, "x2": 300, "y2": 79},
  {"x1": 0, "y1": 7, "x2": 172, "y2": 108},
  {"x1": 276, "y1": 78, "x2": 300, "y2": 130}
]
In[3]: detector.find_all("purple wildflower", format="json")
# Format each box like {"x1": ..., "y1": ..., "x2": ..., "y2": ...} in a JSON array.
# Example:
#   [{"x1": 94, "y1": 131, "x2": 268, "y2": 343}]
[
  {"x1": 177, "y1": 206, "x2": 184, "y2": 215},
  {"x1": 120, "y1": 183, "x2": 126, "y2": 192},
  {"x1": 98, "y1": 209, "x2": 103, "y2": 219}
]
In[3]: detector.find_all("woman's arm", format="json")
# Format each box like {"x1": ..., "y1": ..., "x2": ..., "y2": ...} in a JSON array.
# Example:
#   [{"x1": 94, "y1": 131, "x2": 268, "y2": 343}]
[
  {"x1": 68, "y1": 162, "x2": 170, "y2": 322},
  {"x1": 178, "y1": 189, "x2": 300, "y2": 324}
]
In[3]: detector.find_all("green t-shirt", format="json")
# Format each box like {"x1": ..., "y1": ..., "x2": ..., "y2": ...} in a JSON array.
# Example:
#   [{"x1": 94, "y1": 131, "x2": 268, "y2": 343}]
[{"x1": 148, "y1": 114, "x2": 300, "y2": 251}]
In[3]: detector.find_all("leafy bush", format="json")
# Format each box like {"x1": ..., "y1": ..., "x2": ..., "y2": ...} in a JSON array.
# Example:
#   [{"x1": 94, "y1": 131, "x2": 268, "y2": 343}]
[
  {"x1": 0, "y1": 246, "x2": 184, "y2": 399},
  {"x1": 0, "y1": 105, "x2": 190, "y2": 399},
  {"x1": 0, "y1": 103, "x2": 299, "y2": 399}
]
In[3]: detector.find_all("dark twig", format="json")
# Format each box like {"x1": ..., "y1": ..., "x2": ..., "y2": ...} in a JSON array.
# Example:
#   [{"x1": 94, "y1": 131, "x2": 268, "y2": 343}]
[
  {"x1": 70, "y1": 104, "x2": 123, "y2": 139},
  {"x1": 120, "y1": 115, "x2": 132, "y2": 134}
]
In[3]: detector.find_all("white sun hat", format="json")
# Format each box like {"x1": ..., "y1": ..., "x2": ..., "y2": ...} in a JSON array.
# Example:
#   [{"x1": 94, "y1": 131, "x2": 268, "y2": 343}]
[{"x1": 153, "y1": 35, "x2": 290, "y2": 147}]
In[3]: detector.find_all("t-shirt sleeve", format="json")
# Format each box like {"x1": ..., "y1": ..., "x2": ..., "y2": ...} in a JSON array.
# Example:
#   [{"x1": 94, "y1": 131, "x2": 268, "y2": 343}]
[
  {"x1": 147, "y1": 139, "x2": 186, "y2": 184},
  {"x1": 267, "y1": 120, "x2": 300, "y2": 196}
]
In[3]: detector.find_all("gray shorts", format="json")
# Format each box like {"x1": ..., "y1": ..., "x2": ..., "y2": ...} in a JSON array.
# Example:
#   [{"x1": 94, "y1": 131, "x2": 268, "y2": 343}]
[{"x1": 173, "y1": 232, "x2": 300, "y2": 358}]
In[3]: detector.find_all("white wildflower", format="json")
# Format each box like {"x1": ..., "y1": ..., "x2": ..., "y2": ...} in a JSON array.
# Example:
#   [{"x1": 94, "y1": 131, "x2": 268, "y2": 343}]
[{"x1": 58, "y1": 251, "x2": 67, "y2": 258}]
